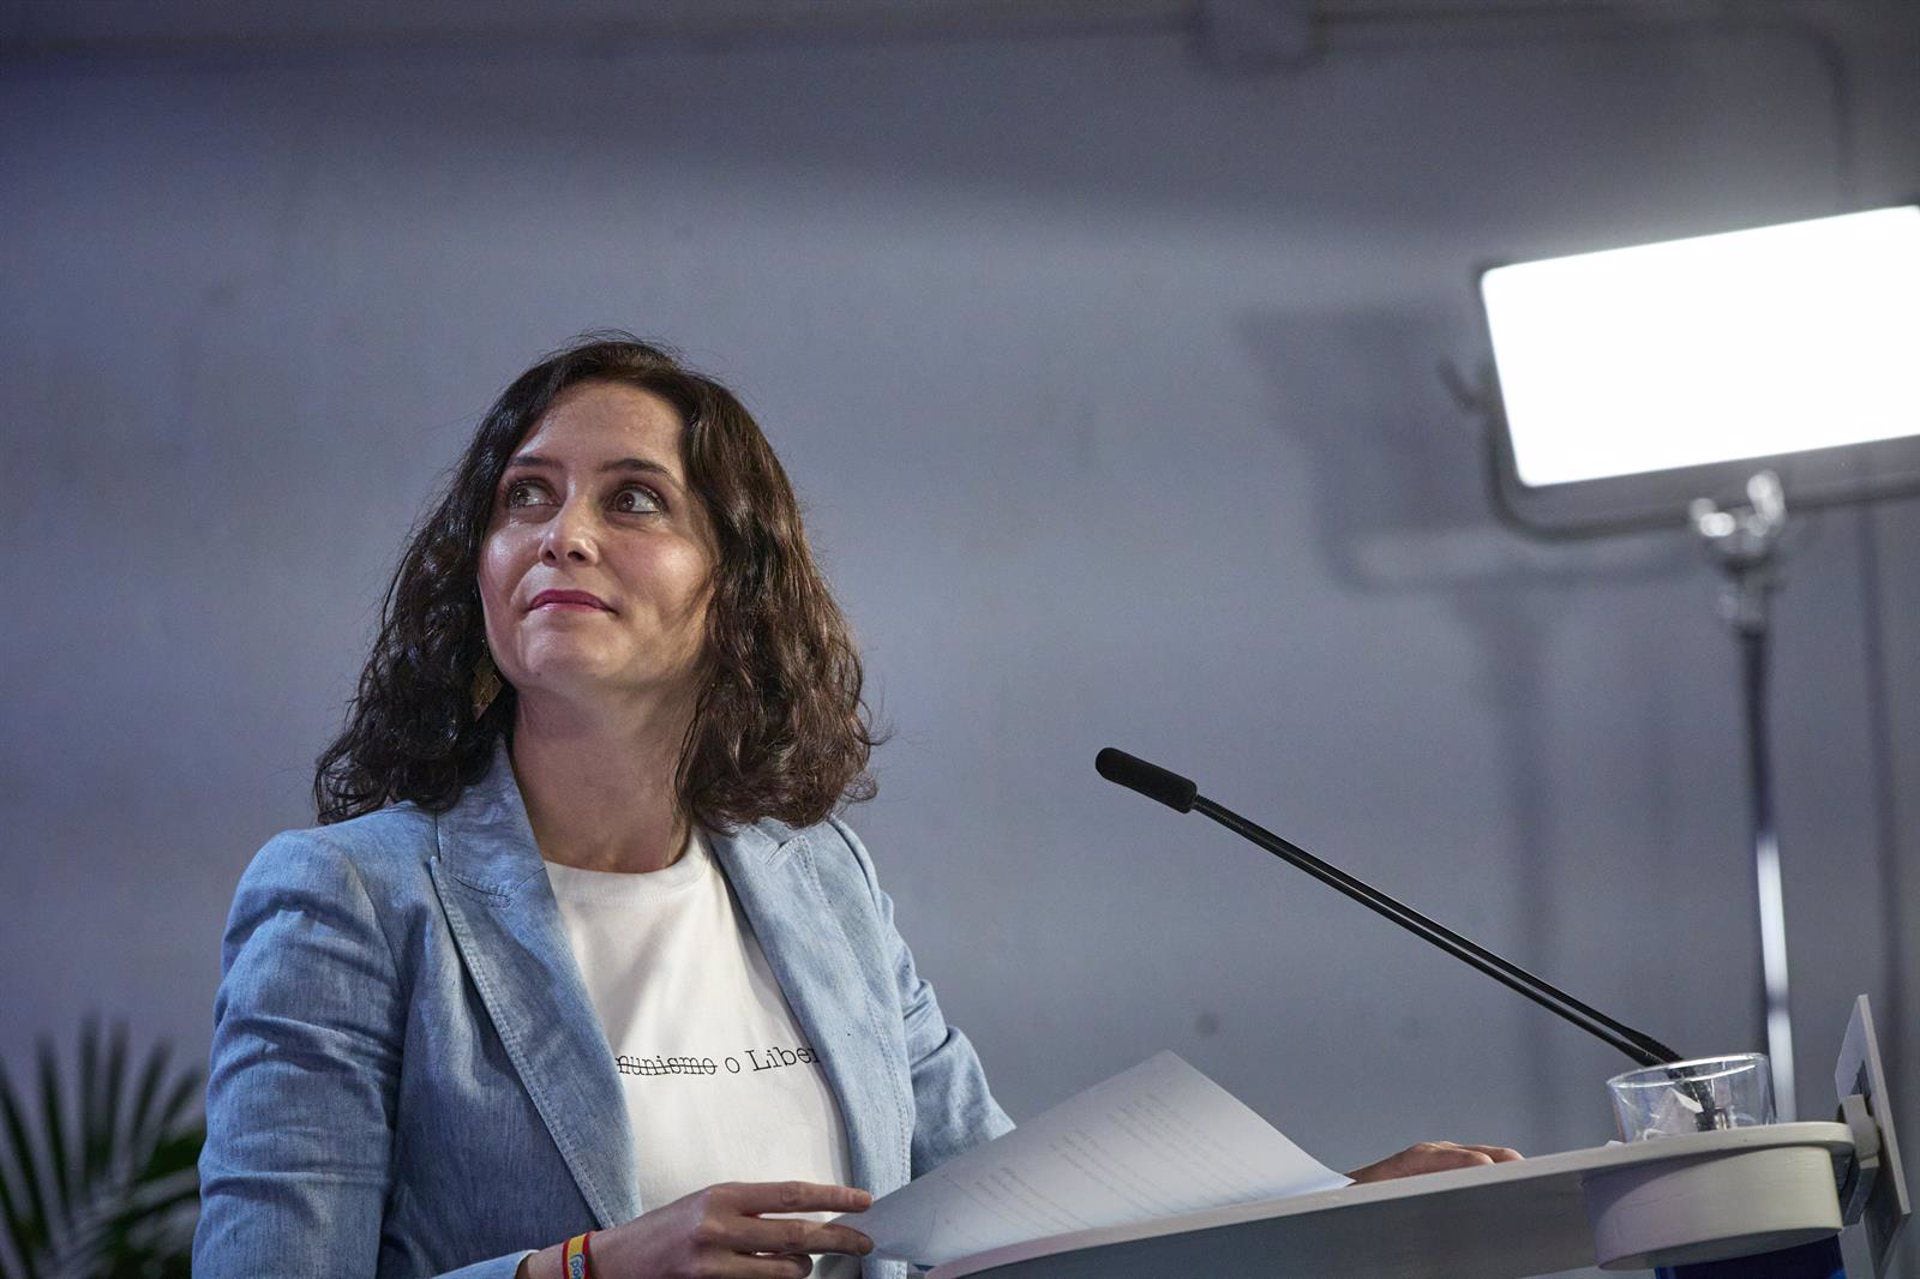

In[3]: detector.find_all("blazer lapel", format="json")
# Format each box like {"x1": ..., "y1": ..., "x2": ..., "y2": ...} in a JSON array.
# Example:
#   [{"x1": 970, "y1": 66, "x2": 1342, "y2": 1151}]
[
  {"x1": 428, "y1": 744, "x2": 640, "y2": 1228},
  {"x1": 711, "y1": 824, "x2": 908, "y2": 1197}
]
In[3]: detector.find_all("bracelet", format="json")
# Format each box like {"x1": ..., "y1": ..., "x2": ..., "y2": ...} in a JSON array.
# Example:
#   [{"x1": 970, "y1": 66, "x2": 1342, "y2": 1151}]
[{"x1": 562, "y1": 1231, "x2": 593, "y2": 1279}]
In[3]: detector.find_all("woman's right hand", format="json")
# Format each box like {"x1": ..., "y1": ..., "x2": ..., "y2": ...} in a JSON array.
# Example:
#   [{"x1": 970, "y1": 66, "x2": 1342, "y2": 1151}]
[{"x1": 517, "y1": 1181, "x2": 876, "y2": 1279}]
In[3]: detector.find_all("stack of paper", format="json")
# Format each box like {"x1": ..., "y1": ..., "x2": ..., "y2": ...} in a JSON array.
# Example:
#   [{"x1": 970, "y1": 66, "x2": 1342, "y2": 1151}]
[{"x1": 840, "y1": 1051, "x2": 1350, "y2": 1267}]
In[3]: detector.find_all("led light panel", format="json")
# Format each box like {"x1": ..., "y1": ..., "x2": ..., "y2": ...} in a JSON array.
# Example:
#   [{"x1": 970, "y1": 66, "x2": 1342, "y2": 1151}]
[{"x1": 1481, "y1": 206, "x2": 1920, "y2": 489}]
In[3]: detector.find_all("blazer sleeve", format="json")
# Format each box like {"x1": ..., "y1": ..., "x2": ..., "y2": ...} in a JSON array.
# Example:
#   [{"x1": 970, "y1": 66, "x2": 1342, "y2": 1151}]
[
  {"x1": 192, "y1": 832, "x2": 531, "y2": 1279},
  {"x1": 827, "y1": 818, "x2": 1015, "y2": 1177}
]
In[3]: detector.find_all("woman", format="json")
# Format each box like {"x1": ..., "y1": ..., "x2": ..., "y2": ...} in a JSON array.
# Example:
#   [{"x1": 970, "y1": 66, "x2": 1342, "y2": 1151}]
[{"x1": 194, "y1": 335, "x2": 1514, "y2": 1279}]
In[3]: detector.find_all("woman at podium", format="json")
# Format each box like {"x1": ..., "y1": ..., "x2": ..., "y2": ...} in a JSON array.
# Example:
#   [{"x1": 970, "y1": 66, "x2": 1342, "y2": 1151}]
[
  {"x1": 192, "y1": 334, "x2": 1514, "y2": 1279},
  {"x1": 193, "y1": 335, "x2": 1008, "y2": 1279}
]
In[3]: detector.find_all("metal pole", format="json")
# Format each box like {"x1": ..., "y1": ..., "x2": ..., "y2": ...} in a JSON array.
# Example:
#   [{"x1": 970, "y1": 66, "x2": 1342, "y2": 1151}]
[
  {"x1": 1691, "y1": 472, "x2": 1796, "y2": 1120},
  {"x1": 1737, "y1": 582, "x2": 1796, "y2": 1120}
]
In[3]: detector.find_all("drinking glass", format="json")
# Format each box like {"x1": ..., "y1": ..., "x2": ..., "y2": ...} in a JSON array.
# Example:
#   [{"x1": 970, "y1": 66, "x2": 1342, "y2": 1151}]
[{"x1": 1607, "y1": 1054, "x2": 1774, "y2": 1141}]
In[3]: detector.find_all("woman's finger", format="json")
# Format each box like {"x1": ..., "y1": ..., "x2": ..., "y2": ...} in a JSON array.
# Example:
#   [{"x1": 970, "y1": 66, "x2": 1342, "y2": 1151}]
[
  {"x1": 724, "y1": 1181, "x2": 875, "y2": 1216},
  {"x1": 724, "y1": 1214, "x2": 874, "y2": 1258},
  {"x1": 1457, "y1": 1144, "x2": 1523, "y2": 1162},
  {"x1": 1410, "y1": 1141, "x2": 1519, "y2": 1166},
  {"x1": 726, "y1": 1254, "x2": 814, "y2": 1279},
  {"x1": 1347, "y1": 1140, "x2": 1519, "y2": 1183},
  {"x1": 1410, "y1": 1146, "x2": 1493, "y2": 1170}
]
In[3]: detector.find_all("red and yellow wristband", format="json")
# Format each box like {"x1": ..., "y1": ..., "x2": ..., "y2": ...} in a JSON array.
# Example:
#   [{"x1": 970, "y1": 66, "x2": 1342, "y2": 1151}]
[{"x1": 562, "y1": 1231, "x2": 594, "y2": 1279}]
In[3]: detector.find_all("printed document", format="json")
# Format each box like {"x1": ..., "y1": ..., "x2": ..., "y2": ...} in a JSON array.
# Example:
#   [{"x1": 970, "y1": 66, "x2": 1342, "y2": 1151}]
[{"x1": 839, "y1": 1051, "x2": 1349, "y2": 1266}]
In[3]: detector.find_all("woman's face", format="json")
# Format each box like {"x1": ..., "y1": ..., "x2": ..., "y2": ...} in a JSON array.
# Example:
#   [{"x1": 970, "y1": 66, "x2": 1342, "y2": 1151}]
[{"x1": 477, "y1": 381, "x2": 716, "y2": 715}]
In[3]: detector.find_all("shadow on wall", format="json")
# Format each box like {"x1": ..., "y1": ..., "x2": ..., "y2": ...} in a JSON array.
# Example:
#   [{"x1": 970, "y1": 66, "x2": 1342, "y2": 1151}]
[{"x1": 1235, "y1": 306, "x2": 1696, "y2": 1150}]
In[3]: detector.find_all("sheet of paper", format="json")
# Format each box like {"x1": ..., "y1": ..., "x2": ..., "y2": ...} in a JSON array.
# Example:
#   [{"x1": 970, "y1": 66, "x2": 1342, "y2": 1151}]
[{"x1": 839, "y1": 1050, "x2": 1349, "y2": 1267}]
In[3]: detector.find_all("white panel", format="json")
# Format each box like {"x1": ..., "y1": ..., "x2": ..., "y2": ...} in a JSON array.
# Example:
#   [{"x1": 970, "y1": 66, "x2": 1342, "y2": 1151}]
[{"x1": 1483, "y1": 207, "x2": 1920, "y2": 488}]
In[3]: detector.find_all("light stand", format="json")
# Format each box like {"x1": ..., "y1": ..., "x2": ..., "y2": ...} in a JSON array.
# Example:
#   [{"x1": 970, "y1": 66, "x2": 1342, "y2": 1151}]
[
  {"x1": 1471, "y1": 204, "x2": 1920, "y2": 1138},
  {"x1": 1689, "y1": 472, "x2": 1796, "y2": 1119}
]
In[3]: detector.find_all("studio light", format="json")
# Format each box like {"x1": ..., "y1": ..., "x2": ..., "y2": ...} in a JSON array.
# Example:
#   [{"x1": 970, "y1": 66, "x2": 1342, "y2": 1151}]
[
  {"x1": 1478, "y1": 204, "x2": 1920, "y2": 533},
  {"x1": 1472, "y1": 204, "x2": 1920, "y2": 1122}
]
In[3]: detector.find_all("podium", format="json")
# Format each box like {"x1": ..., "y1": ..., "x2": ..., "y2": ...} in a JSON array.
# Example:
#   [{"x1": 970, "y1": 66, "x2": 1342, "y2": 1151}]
[{"x1": 931, "y1": 1000, "x2": 1907, "y2": 1279}]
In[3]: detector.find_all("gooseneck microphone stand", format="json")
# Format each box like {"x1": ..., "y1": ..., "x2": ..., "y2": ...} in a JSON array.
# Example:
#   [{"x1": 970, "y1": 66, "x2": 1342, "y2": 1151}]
[
  {"x1": 1095, "y1": 747, "x2": 1684, "y2": 1070},
  {"x1": 1095, "y1": 747, "x2": 1843, "y2": 1279}
]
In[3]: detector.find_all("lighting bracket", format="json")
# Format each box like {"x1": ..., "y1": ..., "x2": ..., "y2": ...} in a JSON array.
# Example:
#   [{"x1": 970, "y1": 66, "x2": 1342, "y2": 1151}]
[{"x1": 1691, "y1": 470, "x2": 1787, "y2": 634}]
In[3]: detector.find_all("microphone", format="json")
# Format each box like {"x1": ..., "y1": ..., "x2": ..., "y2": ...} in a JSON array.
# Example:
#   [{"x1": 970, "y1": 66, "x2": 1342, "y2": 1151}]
[{"x1": 1095, "y1": 747, "x2": 1685, "y2": 1069}]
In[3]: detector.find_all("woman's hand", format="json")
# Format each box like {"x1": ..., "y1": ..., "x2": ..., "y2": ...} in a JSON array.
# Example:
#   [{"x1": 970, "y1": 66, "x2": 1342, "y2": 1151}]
[
  {"x1": 1346, "y1": 1141, "x2": 1523, "y2": 1184},
  {"x1": 518, "y1": 1181, "x2": 875, "y2": 1279}
]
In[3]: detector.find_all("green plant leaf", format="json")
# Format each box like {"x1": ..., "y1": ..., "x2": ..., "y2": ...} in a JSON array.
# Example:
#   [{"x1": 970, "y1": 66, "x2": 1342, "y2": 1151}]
[
  {"x1": 78, "y1": 1018, "x2": 103, "y2": 1193},
  {"x1": 136, "y1": 1132, "x2": 202, "y2": 1188},
  {"x1": 34, "y1": 1040, "x2": 73, "y2": 1233},
  {"x1": 146, "y1": 1073, "x2": 199, "y2": 1154},
  {"x1": 124, "y1": 1047, "x2": 168, "y2": 1157},
  {"x1": 0, "y1": 1057, "x2": 49, "y2": 1279},
  {"x1": 0, "y1": 1024, "x2": 202, "y2": 1279},
  {"x1": 99, "y1": 1023, "x2": 128, "y2": 1187},
  {"x1": 0, "y1": 1143, "x2": 36, "y2": 1279}
]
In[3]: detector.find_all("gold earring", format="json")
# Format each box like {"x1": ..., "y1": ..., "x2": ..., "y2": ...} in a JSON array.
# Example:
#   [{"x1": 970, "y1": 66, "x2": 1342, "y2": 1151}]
[{"x1": 471, "y1": 649, "x2": 503, "y2": 719}]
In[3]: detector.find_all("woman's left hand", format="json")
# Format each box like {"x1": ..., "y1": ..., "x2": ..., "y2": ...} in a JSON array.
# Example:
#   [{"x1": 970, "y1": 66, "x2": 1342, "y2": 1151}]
[{"x1": 1346, "y1": 1141, "x2": 1523, "y2": 1183}]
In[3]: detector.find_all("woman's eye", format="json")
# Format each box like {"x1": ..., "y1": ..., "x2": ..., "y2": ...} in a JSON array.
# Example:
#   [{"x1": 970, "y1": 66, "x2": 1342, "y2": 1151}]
[
  {"x1": 502, "y1": 478, "x2": 552, "y2": 508},
  {"x1": 611, "y1": 485, "x2": 663, "y2": 515}
]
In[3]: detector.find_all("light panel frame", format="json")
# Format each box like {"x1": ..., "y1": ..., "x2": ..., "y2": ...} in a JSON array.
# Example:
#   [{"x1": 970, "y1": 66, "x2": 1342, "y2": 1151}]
[{"x1": 1475, "y1": 204, "x2": 1920, "y2": 536}]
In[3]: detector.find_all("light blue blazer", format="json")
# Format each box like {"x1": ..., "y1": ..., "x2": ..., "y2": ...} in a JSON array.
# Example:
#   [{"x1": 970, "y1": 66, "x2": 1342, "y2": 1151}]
[{"x1": 193, "y1": 745, "x2": 1012, "y2": 1279}]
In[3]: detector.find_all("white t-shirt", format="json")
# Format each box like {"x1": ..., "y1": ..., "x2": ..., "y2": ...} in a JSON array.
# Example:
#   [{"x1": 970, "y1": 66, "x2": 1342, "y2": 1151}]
[{"x1": 544, "y1": 832, "x2": 859, "y2": 1279}]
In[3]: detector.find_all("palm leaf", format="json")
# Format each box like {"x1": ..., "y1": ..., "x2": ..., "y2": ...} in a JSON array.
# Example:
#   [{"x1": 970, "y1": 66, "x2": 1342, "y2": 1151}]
[
  {"x1": 141, "y1": 1076, "x2": 197, "y2": 1158},
  {"x1": 35, "y1": 1042, "x2": 73, "y2": 1235},
  {"x1": 120, "y1": 1052, "x2": 167, "y2": 1168},
  {"x1": 80, "y1": 1022, "x2": 128, "y2": 1200},
  {"x1": 0, "y1": 1127, "x2": 35, "y2": 1279},
  {"x1": 76, "y1": 1025, "x2": 100, "y2": 1195},
  {"x1": 0, "y1": 1023, "x2": 203, "y2": 1279},
  {"x1": 0, "y1": 1058, "x2": 50, "y2": 1279}
]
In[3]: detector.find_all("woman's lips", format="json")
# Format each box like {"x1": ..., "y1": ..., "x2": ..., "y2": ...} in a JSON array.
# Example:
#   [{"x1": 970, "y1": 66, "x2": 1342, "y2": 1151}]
[{"x1": 529, "y1": 589, "x2": 614, "y2": 612}]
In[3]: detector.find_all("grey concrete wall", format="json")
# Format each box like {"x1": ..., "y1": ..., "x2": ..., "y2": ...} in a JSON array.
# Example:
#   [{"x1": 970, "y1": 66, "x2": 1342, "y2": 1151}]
[{"x1": 3, "y1": 15, "x2": 1915, "y2": 1275}]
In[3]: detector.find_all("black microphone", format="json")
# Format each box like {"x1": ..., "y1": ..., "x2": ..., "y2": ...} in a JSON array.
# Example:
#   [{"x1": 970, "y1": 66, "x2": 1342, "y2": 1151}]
[{"x1": 1095, "y1": 747, "x2": 1685, "y2": 1069}]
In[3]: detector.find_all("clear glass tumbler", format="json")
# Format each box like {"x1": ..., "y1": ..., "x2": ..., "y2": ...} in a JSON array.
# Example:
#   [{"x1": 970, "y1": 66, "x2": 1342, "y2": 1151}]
[{"x1": 1607, "y1": 1053, "x2": 1775, "y2": 1141}]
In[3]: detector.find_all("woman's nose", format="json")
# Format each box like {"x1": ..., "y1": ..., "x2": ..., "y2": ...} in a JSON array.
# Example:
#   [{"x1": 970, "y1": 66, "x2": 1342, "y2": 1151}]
[{"x1": 540, "y1": 500, "x2": 600, "y2": 564}]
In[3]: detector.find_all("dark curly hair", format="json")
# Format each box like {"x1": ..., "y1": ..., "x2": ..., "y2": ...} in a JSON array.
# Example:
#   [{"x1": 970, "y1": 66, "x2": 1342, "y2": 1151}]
[{"x1": 314, "y1": 333, "x2": 879, "y2": 830}]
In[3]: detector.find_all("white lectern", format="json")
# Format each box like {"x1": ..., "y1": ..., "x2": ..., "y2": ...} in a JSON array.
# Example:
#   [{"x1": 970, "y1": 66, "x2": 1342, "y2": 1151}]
[{"x1": 931, "y1": 999, "x2": 1907, "y2": 1279}]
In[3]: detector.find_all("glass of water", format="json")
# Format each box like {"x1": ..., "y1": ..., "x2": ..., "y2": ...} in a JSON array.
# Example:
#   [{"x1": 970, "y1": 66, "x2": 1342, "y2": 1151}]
[{"x1": 1607, "y1": 1053, "x2": 1774, "y2": 1141}]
